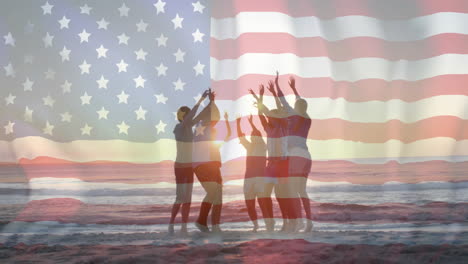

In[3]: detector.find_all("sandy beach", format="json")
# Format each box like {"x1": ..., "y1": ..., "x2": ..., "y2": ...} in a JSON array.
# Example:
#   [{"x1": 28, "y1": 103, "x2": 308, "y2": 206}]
[{"x1": 2, "y1": 233, "x2": 468, "y2": 264}]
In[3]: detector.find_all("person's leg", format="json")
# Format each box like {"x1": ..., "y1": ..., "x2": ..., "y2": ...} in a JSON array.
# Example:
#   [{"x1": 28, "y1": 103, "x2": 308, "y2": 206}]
[
  {"x1": 211, "y1": 183, "x2": 223, "y2": 232},
  {"x1": 209, "y1": 166, "x2": 223, "y2": 233},
  {"x1": 275, "y1": 182, "x2": 290, "y2": 232},
  {"x1": 257, "y1": 182, "x2": 275, "y2": 231},
  {"x1": 180, "y1": 180, "x2": 193, "y2": 233},
  {"x1": 244, "y1": 178, "x2": 258, "y2": 231},
  {"x1": 290, "y1": 176, "x2": 313, "y2": 232},
  {"x1": 197, "y1": 181, "x2": 218, "y2": 228},
  {"x1": 169, "y1": 168, "x2": 187, "y2": 234}
]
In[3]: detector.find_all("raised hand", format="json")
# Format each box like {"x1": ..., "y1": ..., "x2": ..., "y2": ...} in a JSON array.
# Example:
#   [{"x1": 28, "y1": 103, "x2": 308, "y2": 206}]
[
  {"x1": 275, "y1": 71, "x2": 279, "y2": 85},
  {"x1": 267, "y1": 80, "x2": 276, "y2": 95},
  {"x1": 224, "y1": 111, "x2": 229, "y2": 121},
  {"x1": 259, "y1": 84, "x2": 265, "y2": 96},
  {"x1": 202, "y1": 89, "x2": 210, "y2": 98},
  {"x1": 248, "y1": 88, "x2": 260, "y2": 101},
  {"x1": 288, "y1": 76, "x2": 296, "y2": 90},
  {"x1": 209, "y1": 89, "x2": 216, "y2": 101}
]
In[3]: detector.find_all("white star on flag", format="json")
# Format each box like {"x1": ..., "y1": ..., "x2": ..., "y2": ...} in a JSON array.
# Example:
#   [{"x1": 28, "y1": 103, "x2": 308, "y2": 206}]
[
  {"x1": 97, "y1": 76, "x2": 109, "y2": 89},
  {"x1": 173, "y1": 49, "x2": 185, "y2": 62},
  {"x1": 80, "y1": 92, "x2": 92, "y2": 105},
  {"x1": 133, "y1": 75, "x2": 146, "y2": 88},
  {"x1": 155, "y1": 93, "x2": 168, "y2": 104},
  {"x1": 59, "y1": 46, "x2": 71, "y2": 61},
  {"x1": 24, "y1": 107, "x2": 33, "y2": 122},
  {"x1": 155, "y1": 120, "x2": 167, "y2": 134},
  {"x1": 192, "y1": 1, "x2": 205, "y2": 13},
  {"x1": 118, "y1": 3, "x2": 130, "y2": 17},
  {"x1": 79, "y1": 61, "x2": 91, "y2": 74},
  {"x1": 156, "y1": 34, "x2": 168, "y2": 47},
  {"x1": 42, "y1": 95, "x2": 55, "y2": 107},
  {"x1": 135, "y1": 106, "x2": 147, "y2": 120},
  {"x1": 192, "y1": 28, "x2": 204, "y2": 42},
  {"x1": 116, "y1": 60, "x2": 128, "y2": 72},
  {"x1": 41, "y1": 1, "x2": 53, "y2": 15},
  {"x1": 117, "y1": 121, "x2": 130, "y2": 135},
  {"x1": 173, "y1": 78, "x2": 185, "y2": 91},
  {"x1": 81, "y1": 124, "x2": 93, "y2": 135},
  {"x1": 23, "y1": 78, "x2": 34, "y2": 91},
  {"x1": 117, "y1": 33, "x2": 129, "y2": 45},
  {"x1": 43, "y1": 121, "x2": 54, "y2": 136},
  {"x1": 78, "y1": 29, "x2": 91, "y2": 43},
  {"x1": 96, "y1": 45, "x2": 108, "y2": 58},
  {"x1": 42, "y1": 32, "x2": 54, "y2": 47},
  {"x1": 58, "y1": 16, "x2": 70, "y2": 29},
  {"x1": 97, "y1": 18, "x2": 110, "y2": 30},
  {"x1": 4, "y1": 121, "x2": 14, "y2": 135},
  {"x1": 3, "y1": 32, "x2": 15, "y2": 46},
  {"x1": 97, "y1": 107, "x2": 110, "y2": 120},
  {"x1": 4, "y1": 63, "x2": 15, "y2": 77},
  {"x1": 60, "y1": 112, "x2": 72, "y2": 122},
  {"x1": 61, "y1": 80, "x2": 72, "y2": 93},
  {"x1": 44, "y1": 68, "x2": 55, "y2": 80},
  {"x1": 5, "y1": 94, "x2": 15, "y2": 105},
  {"x1": 154, "y1": 0, "x2": 166, "y2": 14},
  {"x1": 117, "y1": 91, "x2": 129, "y2": 104},
  {"x1": 135, "y1": 49, "x2": 147, "y2": 61},
  {"x1": 193, "y1": 61, "x2": 205, "y2": 76},
  {"x1": 155, "y1": 63, "x2": 168, "y2": 76},
  {"x1": 80, "y1": 4, "x2": 92, "y2": 15},
  {"x1": 172, "y1": 14, "x2": 184, "y2": 29},
  {"x1": 136, "y1": 20, "x2": 148, "y2": 32}
]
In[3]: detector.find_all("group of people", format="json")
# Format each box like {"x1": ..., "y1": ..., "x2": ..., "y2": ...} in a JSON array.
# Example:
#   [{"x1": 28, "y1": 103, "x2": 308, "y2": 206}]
[{"x1": 169, "y1": 72, "x2": 312, "y2": 234}]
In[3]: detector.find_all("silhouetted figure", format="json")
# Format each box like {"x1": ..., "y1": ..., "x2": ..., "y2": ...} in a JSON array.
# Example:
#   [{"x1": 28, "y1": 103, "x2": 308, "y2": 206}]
[
  {"x1": 236, "y1": 114, "x2": 274, "y2": 232},
  {"x1": 169, "y1": 90, "x2": 209, "y2": 234},
  {"x1": 282, "y1": 75, "x2": 313, "y2": 232},
  {"x1": 192, "y1": 90, "x2": 231, "y2": 233}
]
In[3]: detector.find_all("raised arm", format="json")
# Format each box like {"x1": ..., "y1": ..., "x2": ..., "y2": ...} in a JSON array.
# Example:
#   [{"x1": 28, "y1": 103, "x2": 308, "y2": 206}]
[
  {"x1": 184, "y1": 89, "x2": 209, "y2": 125},
  {"x1": 192, "y1": 89, "x2": 211, "y2": 124},
  {"x1": 288, "y1": 76, "x2": 301, "y2": 100},
  {"x1": 267, "y1": 80, "x2": 282, "y2": 110},
  {"x1": 224, "y1": 112, "x2": 232, "y2": 142},
  {"x1": 236, "y1": 115, "x2": 250, "y2": 146},
  {"x1": 248, "y1": 114, "x2": 260, "y2": 135},
  {"x1": 236, "y1": 115, "x2": 244, "y2": 137},
  {"x1": 274, "y1": 71, "x2": 293, "y2": 112},
  {"x1": 257, "y1": 102, "x2": 272, "y2": 129}
]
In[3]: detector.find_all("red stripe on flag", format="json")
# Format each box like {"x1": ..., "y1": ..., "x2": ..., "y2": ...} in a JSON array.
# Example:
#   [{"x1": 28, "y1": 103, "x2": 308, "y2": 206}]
[
  {"x1": 212, "y1": 0, "x2": 468, "y2": 19},
  {"x1": 211, "y1": 34, "x2": 468, "y2": 61},
  {"x1": 212, "y1": 74, "x2": 468, "y2": 102}
]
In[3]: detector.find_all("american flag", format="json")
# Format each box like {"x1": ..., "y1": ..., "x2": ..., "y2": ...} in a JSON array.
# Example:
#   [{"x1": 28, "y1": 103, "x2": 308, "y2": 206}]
[{"x1": 1, "y1": 0, "x2": 468, "y2": 261}]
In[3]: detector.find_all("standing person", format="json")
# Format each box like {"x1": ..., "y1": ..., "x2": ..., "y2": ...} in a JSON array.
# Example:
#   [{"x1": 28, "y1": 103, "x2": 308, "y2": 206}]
[
  {"x1": 249, "y1": 84, "x2": 299, "y2": 232},
  {"x1": 275, "y1": 73, "x2": 313, "y2": 232},
  {"x1": 169, "y1": 90, "x2": 209, "y2": 234},
  {"x1": 192, "y1": 90, "x2": 231, "y2": 233},
  {"x1": 236, "y1": 114, "x2": 274, "y2": 232}
]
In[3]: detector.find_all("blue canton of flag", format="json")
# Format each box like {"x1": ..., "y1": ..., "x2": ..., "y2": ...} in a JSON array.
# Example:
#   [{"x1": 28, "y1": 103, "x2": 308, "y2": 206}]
[{"x1": 0, "y1": 0, "x2": 210, "y2": 142}]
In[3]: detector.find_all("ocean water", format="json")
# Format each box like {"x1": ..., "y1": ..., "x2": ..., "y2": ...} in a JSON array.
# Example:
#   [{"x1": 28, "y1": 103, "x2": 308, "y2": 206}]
[{"x1": 0, "y1": 179, "x2": 467, "y2": 205}]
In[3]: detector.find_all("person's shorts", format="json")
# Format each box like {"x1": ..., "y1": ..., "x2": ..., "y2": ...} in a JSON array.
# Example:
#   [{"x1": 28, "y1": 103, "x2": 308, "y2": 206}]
[
  {"x1": 288, "y1": 156, "x2": 312, "y2": 177},
  {"x1": 266, "y1": 158, "x2": 289, "y2": 178},
  {"x1": 194, "y1": 162, "x2": 222, "y2": 184},
  {"x1": 243, "y1": 177, "x2": 266, "y2": 194},
  {"x1": 174, "y1": 167, "x2": 194, "y2": 184}
]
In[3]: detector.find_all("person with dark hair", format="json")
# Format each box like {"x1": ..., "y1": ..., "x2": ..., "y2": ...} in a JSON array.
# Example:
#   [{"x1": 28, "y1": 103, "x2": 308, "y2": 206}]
[
  {"x1": 236, "y1": 114, "x2": 273, "y2": 232},
  {"x1": 192, "y1": 89, "x2": 231, "y2": 233},
  {"x1": 169, "y1": 89, "x2": 209, "y2": 234},
  {"x1": 275, "y1": 72, "x2": 313, "y2": 232}
]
